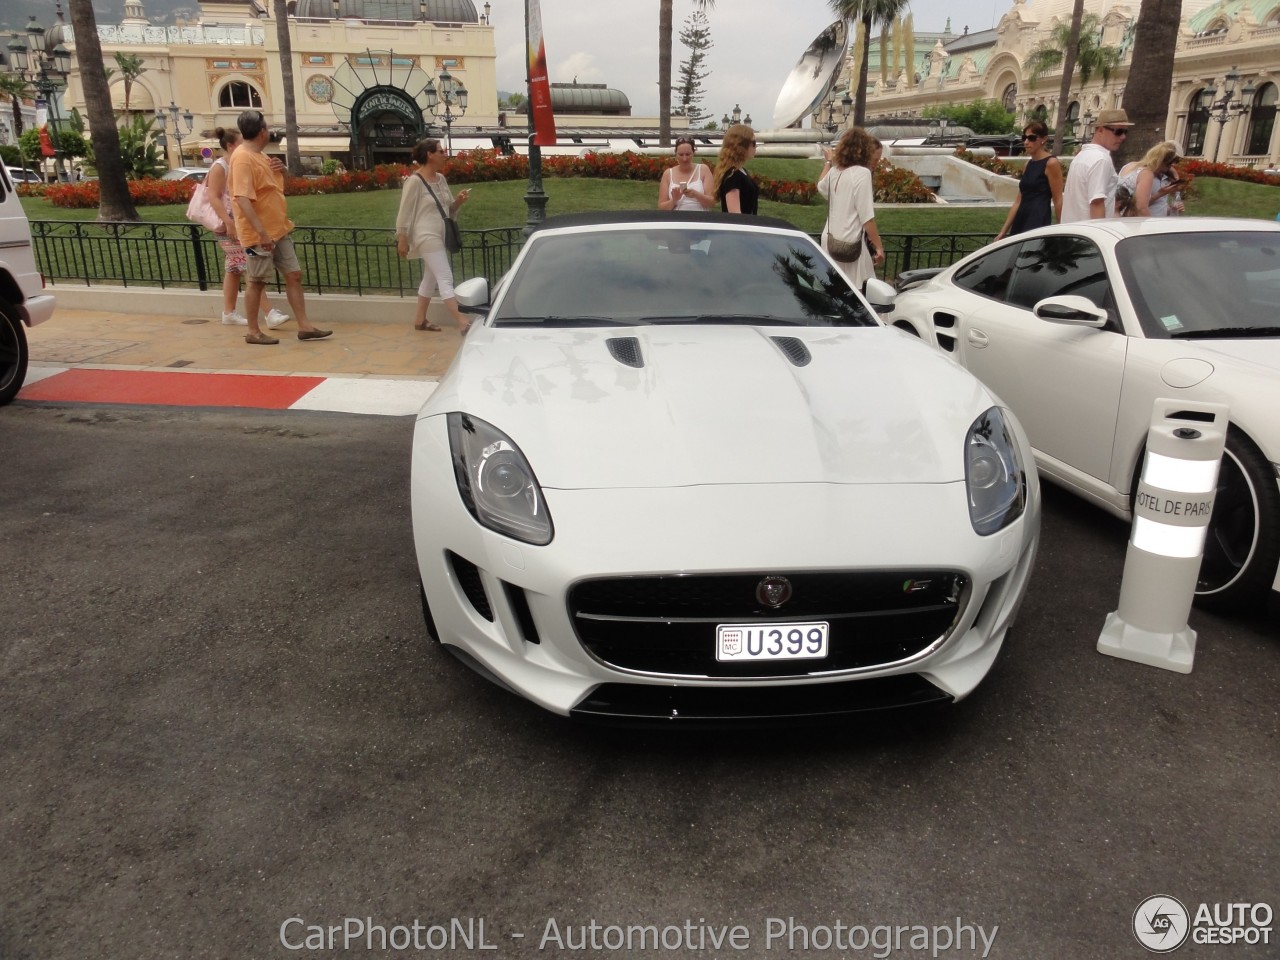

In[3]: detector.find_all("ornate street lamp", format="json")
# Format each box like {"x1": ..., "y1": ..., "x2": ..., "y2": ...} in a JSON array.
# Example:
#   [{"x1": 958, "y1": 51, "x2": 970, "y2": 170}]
[
  {"x1": 155, "y1": 101, "x2": 195, "y2": 168},
  {"x1": 813, "y1": 89, "x2": 853, "y2": 136},
  {"x1": 720, "y1": 103, "x2": 753, "y2": 128},
  {"x1": 422, "y1": 66, "x2": 468, "y2": 153},
  {"x1": 929, "y1": 116, "x2": 951, "y2": 146},
  {"x1": 1200, "y1": 66, "x2": 1255, "y2": 163},
  {"x1": 5, "y1": 10, "x2": 72, "y2": 179}
]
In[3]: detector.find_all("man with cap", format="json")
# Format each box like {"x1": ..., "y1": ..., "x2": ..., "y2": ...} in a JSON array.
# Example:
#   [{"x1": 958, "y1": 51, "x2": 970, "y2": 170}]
[{"x1": 1061, "y1": 108, "x2": 1134, "y2": 222}]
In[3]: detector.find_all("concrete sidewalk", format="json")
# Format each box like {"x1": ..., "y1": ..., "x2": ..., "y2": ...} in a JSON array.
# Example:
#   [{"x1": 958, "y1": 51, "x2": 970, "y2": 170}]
[{"x1": 27, "y1": 288, "x2": 464, "y2": 381}]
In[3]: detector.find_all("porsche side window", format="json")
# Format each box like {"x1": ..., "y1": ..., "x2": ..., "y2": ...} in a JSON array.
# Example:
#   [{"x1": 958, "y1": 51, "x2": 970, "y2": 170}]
[
  {"x1": 1005, "y1": 236, "x2": 1111, "y2": 312},
  {"x1": 952, "y1": 244, "x2": 1019, "y2": 301}
]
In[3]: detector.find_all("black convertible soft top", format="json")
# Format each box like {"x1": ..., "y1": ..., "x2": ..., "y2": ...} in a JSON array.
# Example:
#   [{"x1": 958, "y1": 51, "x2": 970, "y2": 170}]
[{"x1": 529, "y1": 210, "x2": 800, "y2": 233}]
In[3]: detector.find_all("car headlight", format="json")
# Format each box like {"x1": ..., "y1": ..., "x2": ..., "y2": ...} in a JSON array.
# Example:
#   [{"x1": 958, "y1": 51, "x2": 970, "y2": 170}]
[
  {"x1": 448, "y1": 413, "x2": 553, "y2": 545},
  {"x1": 965, "y1": 407, "x2": 1026, "y2": 536}
]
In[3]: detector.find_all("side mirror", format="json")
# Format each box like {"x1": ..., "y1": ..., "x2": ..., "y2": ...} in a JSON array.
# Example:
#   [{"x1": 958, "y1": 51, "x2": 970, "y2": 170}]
[
  {"x1": 1033, "y1": 295, "x2": 1108, "y2": 327},
  {"x1": 454, "y1": 276, "x2": 490, "y2": 315},
  {"x1": 863, "y1": 277, "x2": 896, "y2": 315}
]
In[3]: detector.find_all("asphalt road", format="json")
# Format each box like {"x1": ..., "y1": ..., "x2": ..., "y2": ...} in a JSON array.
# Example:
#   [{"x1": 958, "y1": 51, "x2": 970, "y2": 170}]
[{"x1": 1, "y1": 404, "x2": 1276, "y2": 960}]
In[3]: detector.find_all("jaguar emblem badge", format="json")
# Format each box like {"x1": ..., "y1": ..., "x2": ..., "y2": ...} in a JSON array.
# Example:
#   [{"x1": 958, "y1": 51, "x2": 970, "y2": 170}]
[{"x1": 756, "y1": 576, "x2": 792, "y2": 608}]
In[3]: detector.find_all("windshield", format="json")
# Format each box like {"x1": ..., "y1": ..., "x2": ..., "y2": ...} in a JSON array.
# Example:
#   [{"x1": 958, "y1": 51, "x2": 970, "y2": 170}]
[
  {"x1": 1116, "y1": 231, "x2": 1280, "y2": 339},
  {"x1": 493, "y1": 228, "x2": 879, "y2": 328}
]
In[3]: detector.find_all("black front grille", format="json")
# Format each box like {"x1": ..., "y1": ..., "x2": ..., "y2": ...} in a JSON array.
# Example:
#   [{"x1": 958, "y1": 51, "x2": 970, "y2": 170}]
[{"x1": 568, "y1": 571, "x2": 968, "y2": 678}]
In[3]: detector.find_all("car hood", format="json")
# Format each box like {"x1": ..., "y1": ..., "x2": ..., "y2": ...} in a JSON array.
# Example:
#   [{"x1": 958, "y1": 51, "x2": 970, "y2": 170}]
[{"x1": 426, "y1": 326, "x2": 999, "y2": 489}]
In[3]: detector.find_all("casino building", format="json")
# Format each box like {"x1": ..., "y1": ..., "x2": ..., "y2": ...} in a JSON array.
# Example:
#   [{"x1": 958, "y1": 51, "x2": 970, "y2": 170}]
[
  {"x1": 846, "y1": 0, "x2": 1279, "y2": 168},
  {"x1": 56, "y1": 0, "x2": 500, "y2": 169}
]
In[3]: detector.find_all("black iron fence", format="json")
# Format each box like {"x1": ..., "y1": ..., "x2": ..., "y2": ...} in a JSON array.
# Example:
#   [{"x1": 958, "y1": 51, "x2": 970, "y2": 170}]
[
  {"x1": 30, "y1": 219, "x2": 992, "y2": 294},
  {"x1": 30, "y1": 220, "x2": 527, "y2": 295}
]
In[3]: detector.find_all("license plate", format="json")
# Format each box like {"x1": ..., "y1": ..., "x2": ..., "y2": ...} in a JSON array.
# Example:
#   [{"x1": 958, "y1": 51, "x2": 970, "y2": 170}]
[{"x1": 716, "y1": 622, "x2": 829, "y2": 662}]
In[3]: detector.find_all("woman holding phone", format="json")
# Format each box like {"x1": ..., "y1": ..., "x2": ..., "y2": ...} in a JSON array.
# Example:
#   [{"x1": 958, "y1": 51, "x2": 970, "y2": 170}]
[
  {"x1": 1116, "y1": 141, "x2": 1185, "y2": 216},
  {"x1": 658, "y1": 137, "x2": 715, "y2": 210}
]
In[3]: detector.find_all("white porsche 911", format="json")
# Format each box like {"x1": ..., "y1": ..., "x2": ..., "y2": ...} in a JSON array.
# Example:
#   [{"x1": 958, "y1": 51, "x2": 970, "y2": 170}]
[
  {"x1": 889, "y1": 217, "x2": 1280, "y2": 611},
  {"x1": 411, "y1": 212, "x2": 1041, "y2": 722}
]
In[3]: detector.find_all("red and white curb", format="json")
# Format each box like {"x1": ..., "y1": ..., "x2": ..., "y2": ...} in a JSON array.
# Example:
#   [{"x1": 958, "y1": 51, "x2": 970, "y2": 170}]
[{"x1": 19, "y1": 366, "x2": 439, "y2": 417}]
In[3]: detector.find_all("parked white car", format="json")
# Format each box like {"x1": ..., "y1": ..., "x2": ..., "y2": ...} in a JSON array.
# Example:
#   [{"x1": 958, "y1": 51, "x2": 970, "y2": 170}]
[
  {"x1": 0, "y1": 166, "x2": 55, "y2": 404},
  {"x1": 160, "y1": 167, "x2": 208, "y2": 182},
  {"x1": 4, "y1": 166, "x2": 43, "y2": 184},
  {"x1": 410, "y1": 212, "x2": 1041, "y2": 722},
  {"x1": 889, "y1": 217, "x2": 1280, "y2": 609}
]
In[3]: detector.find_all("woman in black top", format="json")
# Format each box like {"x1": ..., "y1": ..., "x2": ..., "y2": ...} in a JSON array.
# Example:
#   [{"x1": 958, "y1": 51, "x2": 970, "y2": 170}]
[
  {"x1": 995, "y1": 119, "x2": 1064, "y2": 240},
  {"x1": 714, "y1": 124, "x2": 759, "y2": 214}
]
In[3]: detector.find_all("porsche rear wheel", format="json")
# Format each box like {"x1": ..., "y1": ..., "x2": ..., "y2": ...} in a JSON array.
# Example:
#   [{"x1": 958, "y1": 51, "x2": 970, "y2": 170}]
[
  {"x1": 1195, "y1": 430, "x2": 1280, "y2": 611},
  {"x1": 0, "y1": 300, "x2": 28, "y2": 406}
]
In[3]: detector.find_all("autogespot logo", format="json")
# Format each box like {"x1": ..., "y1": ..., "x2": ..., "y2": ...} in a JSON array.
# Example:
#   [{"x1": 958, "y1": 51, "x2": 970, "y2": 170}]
[{"x1": 1134, "y1": 896, "x2": 1191, "y2": 953}]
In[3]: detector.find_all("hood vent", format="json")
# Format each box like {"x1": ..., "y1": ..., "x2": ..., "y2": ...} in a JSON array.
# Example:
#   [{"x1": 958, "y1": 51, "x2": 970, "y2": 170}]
[
  {"x1": 606, "y1": 336, "x2": 645, "y2": 368},
  {"x1": 771, "y1": 336, "x2": 812, "y2": 367}
]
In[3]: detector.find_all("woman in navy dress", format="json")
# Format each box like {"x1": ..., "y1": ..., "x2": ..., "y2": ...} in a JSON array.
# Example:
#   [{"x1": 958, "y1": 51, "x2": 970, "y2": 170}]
[{"x1": 995, "y1": 120, "x2": 1064, "y2": 240}]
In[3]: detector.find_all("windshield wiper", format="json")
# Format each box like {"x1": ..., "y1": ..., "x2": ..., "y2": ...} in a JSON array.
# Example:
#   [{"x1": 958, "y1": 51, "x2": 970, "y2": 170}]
[
  {"x1": 496, "y1": 316, "x2": 646, "y2": 327},
  {"x1": 1170, "y1": 326, "x2": 1280, "y2": 339},
  {"x1": 639, "y1": 314, "x2": 805, "y2": 325}
]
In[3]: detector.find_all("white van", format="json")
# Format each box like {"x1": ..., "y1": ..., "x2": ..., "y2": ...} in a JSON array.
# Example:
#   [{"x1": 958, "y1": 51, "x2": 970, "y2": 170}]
[{"x1": 0, "y1": 165, "x2": 55, "y2": 404}]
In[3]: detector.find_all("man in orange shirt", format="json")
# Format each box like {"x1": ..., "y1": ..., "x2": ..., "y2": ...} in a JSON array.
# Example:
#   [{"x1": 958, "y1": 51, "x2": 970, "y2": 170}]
[{"x1": 229, "y1": 110, "x2": 332, "y2": 345}]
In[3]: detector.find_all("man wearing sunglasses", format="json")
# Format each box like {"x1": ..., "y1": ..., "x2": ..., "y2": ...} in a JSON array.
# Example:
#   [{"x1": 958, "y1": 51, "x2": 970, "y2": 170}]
[{"x1": 1060, "y1": 108, "x2": 1134, "y2": 223}]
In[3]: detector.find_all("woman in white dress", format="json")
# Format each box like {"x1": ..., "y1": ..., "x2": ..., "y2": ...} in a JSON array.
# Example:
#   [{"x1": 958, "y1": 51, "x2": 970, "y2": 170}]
[
  {"x1": 657, "y1": 137, "x2": 715, "y2": 211},
  {"x1": 817, "y1": 127, "x2": 885, "y2": 290}
]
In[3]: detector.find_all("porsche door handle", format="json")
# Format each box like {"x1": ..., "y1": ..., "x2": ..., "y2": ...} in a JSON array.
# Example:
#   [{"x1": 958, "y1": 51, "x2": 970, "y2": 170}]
[{"x1": 966, "y1": 329, "x2": 990, "y2": 349}]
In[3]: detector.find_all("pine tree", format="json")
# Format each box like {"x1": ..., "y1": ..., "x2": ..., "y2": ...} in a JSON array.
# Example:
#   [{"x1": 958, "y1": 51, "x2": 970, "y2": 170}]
[{"x1": 675, "y1": 10, "x2": 713, "y2": 127}]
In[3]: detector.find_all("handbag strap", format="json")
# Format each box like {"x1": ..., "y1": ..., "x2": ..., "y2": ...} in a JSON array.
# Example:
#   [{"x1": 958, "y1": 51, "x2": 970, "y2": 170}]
[{"x1": 417, "y1": 171, "x2": 453, "y2": 224}]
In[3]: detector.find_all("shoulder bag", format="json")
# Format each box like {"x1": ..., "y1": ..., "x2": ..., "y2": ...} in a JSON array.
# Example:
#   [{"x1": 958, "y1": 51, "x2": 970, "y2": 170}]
[
  {"x1": 418, "y1": 172, "x2": 462, "y2": 253},
  {"x1": 185, "y1": 181, "x2": 224, "y2": 233},
  {"x1": 822, "y1": 168, "x2": 865, "y2": 263}
]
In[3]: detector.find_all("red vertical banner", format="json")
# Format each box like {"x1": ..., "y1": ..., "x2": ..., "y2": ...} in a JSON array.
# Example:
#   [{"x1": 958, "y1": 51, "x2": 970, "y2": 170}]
[
  {"x1": 526, "y1": 0, "x2": 557, "y2": 146},
  {"x1": 39, "y1": 126, "x2": 56, "y2": 158}
]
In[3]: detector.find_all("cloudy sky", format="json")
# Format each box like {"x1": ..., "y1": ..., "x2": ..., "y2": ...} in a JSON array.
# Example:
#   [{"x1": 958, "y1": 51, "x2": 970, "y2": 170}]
[{"x1": 489, "y1": 0, "x2": 1006, "y2": 128}]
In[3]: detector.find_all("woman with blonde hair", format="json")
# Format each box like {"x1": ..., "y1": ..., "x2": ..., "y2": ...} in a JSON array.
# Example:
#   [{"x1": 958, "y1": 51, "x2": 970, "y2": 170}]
[
  {"x1": 395, "y1": 138, "x2": 472, "y2": 333},
  {"x1": 1116, "y1": 140, "x2": 1186, "y2": 217},
  {"x1": 817, "y1": 126, "x2": 884, "y2": 290},
  {"x1": 714, "y1": 124, "x2": 759, "y2": 214},
  {"x1": 658, "y1": 136, "x2": 715, "y2": 210}
]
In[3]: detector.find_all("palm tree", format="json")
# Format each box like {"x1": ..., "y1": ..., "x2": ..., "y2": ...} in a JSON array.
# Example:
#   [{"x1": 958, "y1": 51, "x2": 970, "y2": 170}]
[
  {"x1": 68, "y1": 0, "x2": 139, "y2": 221},
  {"x1": 1117, "y1": 0, "x2": 1182, "y2": 163},
  {"x1": 112, "y1": 52, "x2": 146, "y2": 115},
  {"x1": 273, "y1": 0, "x2": 302, "y2": 175},
  {"x1": 0, "y1": 74, "x2": 29, "y2": 140},
  {"x1": 1024, "y1": 8, "x2": 1125, "y2": 152},
  {"x1": 831, "y1": 0, "x2": 912, "y2": 127},
  {"x1": 659, "y1": 0, "x2": 714, "y2": 147}
]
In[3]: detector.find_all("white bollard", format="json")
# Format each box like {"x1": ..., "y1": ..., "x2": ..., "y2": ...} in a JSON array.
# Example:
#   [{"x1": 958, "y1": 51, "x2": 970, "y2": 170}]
[{"x1": 1097, "y1": 400, "x2": 1229, "y2": 673}]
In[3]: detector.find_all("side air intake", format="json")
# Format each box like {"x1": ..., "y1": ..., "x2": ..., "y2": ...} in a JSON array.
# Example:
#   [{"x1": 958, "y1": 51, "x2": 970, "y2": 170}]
[
  {"x1": 606, "y1": 337, "x2": 644, "y2": 368},
  {"x1": 771, "y1": 336, "x2": 811, "y2": 367}
]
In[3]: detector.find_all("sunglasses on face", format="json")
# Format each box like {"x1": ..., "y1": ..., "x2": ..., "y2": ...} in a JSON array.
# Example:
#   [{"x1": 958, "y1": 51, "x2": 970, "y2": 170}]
[
  {"x1": 1023, "y1": 133, "x2": 1040, "y2": 141},
  {"x1": 1103, "y1": 126, "x2": 1129, "y2": 136}
]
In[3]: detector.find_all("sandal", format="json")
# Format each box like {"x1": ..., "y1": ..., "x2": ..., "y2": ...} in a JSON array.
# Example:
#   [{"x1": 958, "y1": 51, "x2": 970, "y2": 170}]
[{"x1": 414, "y1": 322, "x2": 443, "y2": 332}]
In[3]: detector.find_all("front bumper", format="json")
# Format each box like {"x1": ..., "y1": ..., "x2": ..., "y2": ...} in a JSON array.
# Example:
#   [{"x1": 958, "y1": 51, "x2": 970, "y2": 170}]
[{"x1": 411, "y1": 417, "x2": 1041, "y2": 718}]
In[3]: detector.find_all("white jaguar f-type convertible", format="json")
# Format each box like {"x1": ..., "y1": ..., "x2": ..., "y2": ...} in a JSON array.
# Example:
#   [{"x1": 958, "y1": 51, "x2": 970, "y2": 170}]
[{"x1": 411, "y1": 212, "x2": 1041, "y2": 722}]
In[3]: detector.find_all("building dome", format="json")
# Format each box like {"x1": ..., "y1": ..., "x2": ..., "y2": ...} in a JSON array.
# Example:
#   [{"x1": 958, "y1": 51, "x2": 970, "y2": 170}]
[
  {"x1": 294, "y1": 0, "x2": 478, "y2": 21},
  {"x1": 516, "y1": 82, "x2": 632, "y2": 116}
]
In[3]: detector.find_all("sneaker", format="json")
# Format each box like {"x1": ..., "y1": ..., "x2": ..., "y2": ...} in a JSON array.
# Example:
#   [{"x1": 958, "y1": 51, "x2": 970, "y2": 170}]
[
  {"x1": 265, "y1": 308, "x2": 290, "y2": 328},
  {"x1": 221, "y1": 311, "x2": 248, "y2": 325}
]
